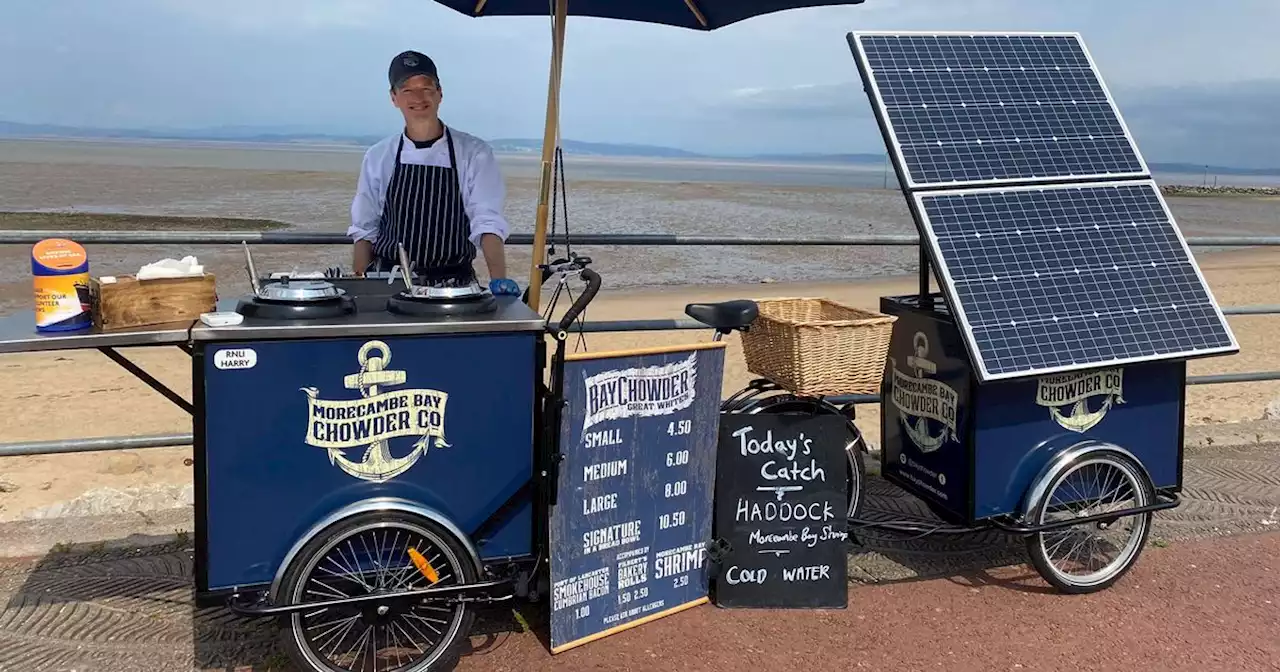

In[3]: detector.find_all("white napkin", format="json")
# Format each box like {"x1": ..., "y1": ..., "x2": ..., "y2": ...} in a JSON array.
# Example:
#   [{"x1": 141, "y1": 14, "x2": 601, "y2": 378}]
[{"x1": 137, "y1": 256, "x2": 204, "y2": 280}]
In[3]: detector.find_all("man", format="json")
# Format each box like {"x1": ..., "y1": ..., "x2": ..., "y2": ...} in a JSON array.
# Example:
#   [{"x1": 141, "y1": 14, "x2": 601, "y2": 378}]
[{"x1": 348, "y1": 50, "x2": 520, "y2": 295}]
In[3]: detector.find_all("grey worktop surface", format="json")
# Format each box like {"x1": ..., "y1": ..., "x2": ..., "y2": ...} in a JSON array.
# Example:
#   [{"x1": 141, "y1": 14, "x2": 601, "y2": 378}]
[
  {"x1": 0, "y1": 294, "x2": 547, "y2": 354},
  {"x1": 0, "y1": 312, "x2": 194, "y2": 354},
  {"x1": 190, "y1": 294, "x2": 546, "y2": 341}
]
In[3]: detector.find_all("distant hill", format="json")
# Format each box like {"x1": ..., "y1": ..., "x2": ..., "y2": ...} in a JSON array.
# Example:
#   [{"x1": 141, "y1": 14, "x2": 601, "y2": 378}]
[
  {"x1": 489, "y1": 139, "x2": 888, "y2": 164},
  {"x1": 3, "y1": 119, "x2": 1279, "y2": 175},
  {"x1": 744, "y1": 152, "x2": 887, "y2": 165},
  {"x1": 0, "y1": 120, "x2": 381, "y2": 146},
  {"x1": 1146, "y1": 161, "x2": 1280, "y2": 177},
  {"x1": 489, "y1": 138, "x2": 706, "y2": 158}
]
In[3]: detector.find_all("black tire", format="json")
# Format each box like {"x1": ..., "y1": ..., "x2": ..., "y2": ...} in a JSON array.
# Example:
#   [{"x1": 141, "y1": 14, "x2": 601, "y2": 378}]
[
  {"x1": 1024, "y1": 450, "x2": 1153, "y2": 594},
  {"x1": 746, "y1": 397, "x2": 867, "y2": 522},
  {"x1": 276, "y1": 510, "x2": 478, "y2": 672}
]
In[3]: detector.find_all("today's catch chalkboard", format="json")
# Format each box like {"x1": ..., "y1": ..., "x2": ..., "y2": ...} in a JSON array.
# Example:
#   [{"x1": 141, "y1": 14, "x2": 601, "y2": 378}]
[{"x1": 710, "y1": 412, "x2": 849, "y2": 609}]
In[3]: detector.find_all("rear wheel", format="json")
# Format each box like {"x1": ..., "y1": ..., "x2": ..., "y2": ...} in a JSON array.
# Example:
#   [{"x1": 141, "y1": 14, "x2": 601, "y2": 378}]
[
  {"x1": 1025, "y1": 450, "x2": 1153, "y2": 594},
  {"x1": 276, "y1": 510, "x2": 478, "y2": 672},
  {"x1": 743, "y1": 395, "x2": 867, "y2": 521}
]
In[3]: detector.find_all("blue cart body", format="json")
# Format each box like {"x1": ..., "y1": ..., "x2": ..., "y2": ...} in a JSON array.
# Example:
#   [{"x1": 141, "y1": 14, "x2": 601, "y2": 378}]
[
  {"x1": 193, "y1": 329, "x2": 541, "y2": 594},
  {"x1": 879, "y1": 294, "x2": 1185, "y2": 524}
]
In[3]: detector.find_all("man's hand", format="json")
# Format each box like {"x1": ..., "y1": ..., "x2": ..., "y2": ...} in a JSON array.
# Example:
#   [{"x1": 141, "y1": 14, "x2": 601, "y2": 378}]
[{"x1": 489, "y1": 278, "x2": 520, "y2": 296}]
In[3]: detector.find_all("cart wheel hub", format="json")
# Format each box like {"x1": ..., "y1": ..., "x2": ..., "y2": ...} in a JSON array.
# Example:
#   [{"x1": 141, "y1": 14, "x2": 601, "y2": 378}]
[{"x1": 359, "y1": 600, "x2": 403, "y2": 626}]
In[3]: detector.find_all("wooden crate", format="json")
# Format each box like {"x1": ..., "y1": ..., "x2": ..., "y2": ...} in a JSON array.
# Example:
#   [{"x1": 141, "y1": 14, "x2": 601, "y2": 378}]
[{"x1": 90, "y1": 274, "x2": 218, "y2": 331}]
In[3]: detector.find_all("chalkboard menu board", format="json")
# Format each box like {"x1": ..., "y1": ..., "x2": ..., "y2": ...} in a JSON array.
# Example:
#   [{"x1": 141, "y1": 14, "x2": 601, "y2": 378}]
[
  {"x1": 548, "y1": 343, "x2": 726, "y2": 653},
  {"x1": 710, "y1": 413, "x2": 849, "y2": 609}
]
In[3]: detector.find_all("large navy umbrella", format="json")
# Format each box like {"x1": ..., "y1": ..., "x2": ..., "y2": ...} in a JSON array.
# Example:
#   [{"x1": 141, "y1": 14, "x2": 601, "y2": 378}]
[
  {"x1": 433, "y1": 0, "x2": 866, "y2": 31},
  {"x1": 432, "y1": 0, "x2": 868, "y2": 309}
]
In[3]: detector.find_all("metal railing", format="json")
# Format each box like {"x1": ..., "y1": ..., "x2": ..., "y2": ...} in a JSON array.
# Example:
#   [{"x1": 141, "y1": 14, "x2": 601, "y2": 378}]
[
  {"x1": 4, "y1": 231, "x2": 1280, "y2": 247},
  {"x1": 1, "y1": 230, "x2": 1277, "y2": 458}
]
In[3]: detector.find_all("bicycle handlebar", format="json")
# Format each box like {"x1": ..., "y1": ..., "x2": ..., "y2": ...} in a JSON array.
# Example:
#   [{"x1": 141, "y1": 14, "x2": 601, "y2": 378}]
[
  {"x1": 544, "y1": 255, "x2": 592, "y2": 274},
  {"x1": 555, "y1": 267, "x2": 601, "y2": 333}
]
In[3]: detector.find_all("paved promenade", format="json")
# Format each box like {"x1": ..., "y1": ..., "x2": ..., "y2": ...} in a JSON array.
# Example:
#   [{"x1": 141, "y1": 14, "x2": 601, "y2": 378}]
[{"x1": 0, "y1": 439, "x2": 1277, "y2": 671}]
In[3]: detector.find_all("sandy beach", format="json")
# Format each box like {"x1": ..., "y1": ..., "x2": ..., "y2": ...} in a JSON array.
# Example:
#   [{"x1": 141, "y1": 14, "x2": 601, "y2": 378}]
[{"x1": 1, "y1": 138, "x2": 1280, "y2": 523}]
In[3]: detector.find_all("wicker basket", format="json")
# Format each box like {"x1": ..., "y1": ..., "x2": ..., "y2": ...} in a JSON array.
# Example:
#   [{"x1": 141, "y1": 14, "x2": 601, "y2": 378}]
[{"x1": 739, "y1": 297, "x2": 897, "y2": 397}]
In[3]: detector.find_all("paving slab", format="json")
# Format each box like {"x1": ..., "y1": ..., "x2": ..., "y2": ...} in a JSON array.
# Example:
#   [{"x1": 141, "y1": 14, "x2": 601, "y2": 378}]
[{"x1": 0, "y1": 440, "x2": 1276, "y2": 671}]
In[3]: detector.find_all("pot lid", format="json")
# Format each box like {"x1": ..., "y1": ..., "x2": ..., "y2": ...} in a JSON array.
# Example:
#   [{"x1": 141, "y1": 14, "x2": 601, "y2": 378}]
[
  {"x1": 405, "y1": 280, "x2": 487, "y2": 300},
  {"x1": 257, "y1": 279, "x2": 344, "y2": 301}
]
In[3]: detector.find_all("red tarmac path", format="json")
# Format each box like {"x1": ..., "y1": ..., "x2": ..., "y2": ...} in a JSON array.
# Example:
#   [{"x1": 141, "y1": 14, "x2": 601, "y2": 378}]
[{"x1": 456, "y1": 531, "x2": 1280, "y2": 672}]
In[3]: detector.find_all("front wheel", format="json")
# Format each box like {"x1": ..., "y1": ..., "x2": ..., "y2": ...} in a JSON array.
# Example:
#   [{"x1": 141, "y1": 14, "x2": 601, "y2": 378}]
[
  {"x1": 276, "y1": 510, "x2": 478, "y2": 672},
  {"x1": 1024, "y1": 450, "x2": 1154, "y2": 594}
]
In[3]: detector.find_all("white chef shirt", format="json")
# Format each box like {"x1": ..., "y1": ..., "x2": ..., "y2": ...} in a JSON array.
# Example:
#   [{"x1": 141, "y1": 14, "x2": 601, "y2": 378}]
[{"x1": 347, "y1": 127, "x2": 510, "y2": 247}]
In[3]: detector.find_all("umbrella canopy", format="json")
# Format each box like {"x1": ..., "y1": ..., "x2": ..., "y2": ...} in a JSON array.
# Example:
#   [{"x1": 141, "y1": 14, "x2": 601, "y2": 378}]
[
  {"x1": 434, "y1": 0, "x2": 865, "y2": 30},
  {"x1": 431, "y1": 0, "x2": 868, "y2": 308}
]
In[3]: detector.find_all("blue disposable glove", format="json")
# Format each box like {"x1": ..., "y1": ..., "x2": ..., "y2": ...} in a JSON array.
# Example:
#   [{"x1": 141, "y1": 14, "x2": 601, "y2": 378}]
[{"x1": 489, "y1": 278, "x2": 520, "y2": 296}]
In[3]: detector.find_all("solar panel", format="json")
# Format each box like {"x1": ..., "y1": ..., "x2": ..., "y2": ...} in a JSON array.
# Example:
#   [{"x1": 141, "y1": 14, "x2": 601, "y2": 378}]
[
  {"x1": 914, "y1": 180, "x2": 1238, "y2": 380},
  {"x1": 850, "y1": 32, "x2": 1149, "y2": 188}
]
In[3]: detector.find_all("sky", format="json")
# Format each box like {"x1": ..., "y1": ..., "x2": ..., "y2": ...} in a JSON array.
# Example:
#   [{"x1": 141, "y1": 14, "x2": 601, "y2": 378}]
[{"x1": 1, "y1": 0, "x2": 1279, "y2": 167}]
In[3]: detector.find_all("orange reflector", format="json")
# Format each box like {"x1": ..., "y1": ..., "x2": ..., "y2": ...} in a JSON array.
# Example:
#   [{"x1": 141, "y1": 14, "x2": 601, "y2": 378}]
[{"x1": 407, "y1": 547, "x2": 440, "y2": 584}]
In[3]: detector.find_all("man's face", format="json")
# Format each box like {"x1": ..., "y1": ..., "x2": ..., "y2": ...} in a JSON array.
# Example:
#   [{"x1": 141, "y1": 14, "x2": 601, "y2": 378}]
[{"x1": 391, "y1": 74, "x2": 442, "y2": 121}]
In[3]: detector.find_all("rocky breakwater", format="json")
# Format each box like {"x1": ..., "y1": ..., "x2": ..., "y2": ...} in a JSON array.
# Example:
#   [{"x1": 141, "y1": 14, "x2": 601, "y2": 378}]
[{"x1": 1161, "y1": 184, "x2": 1280, "y2": 197}]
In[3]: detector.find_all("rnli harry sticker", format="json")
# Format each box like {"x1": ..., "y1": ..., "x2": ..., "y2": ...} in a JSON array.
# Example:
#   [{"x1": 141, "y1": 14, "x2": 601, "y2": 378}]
[
  {"x1": 213, "y1": 347, "x2": 257, "y2": 370},
  {"x1": 300, "y1": 340, "x2": 450, "y2": 483},
  {"x1": 1035, "y1": 368, "x2": 1124, "y2": 433},
  {"x1": 582, "y1": 352, "x2": 697, "y2": 432},
  {"x1": 890, "y1": 332, "x2": 959, "y2": 453}
]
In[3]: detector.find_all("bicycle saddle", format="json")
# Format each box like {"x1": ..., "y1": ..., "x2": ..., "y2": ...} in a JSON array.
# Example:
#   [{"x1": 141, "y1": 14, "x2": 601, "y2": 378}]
[{"x1": 684, "y1": 300, "x2": 759, "y2": 332}]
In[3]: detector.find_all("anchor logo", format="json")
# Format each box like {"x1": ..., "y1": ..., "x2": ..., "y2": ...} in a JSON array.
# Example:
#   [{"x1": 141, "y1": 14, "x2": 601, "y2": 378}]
[
  {"x1": 1035, "y1": 368, "x2": 1125, "y2": 433},
  {"x1": 301, "y1": 340, "x2": 451, "y2": 482},
  {"x1": 889, "y1": 332, "x2": 959, "y2": 453}
]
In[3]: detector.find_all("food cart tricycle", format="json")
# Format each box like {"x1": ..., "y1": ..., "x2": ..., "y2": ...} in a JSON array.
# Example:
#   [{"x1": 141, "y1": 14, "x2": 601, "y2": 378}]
[{"x1": 0, "y1": 23, "x2": 1245, "y2": 672}]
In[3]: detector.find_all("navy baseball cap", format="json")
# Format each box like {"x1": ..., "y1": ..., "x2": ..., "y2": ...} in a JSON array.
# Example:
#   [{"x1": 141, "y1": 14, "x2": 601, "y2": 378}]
[{"x1": 388, "y1": 51, "x2": 439, "y2": 89}]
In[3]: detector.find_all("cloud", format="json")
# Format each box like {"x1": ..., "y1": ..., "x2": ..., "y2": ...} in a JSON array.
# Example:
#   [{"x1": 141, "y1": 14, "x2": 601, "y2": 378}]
[
  {"x1": 3, "y1": 0, "x2": 1280, "y2": 165},
  {"x1": 150, "y1": 0, "x2": 397, "y2": 32},
  {"x1": 695, "y1": 76, "x2": 1280, "y2": 167},
  {"x1": 715, "y1": 81, "x2": 873, "y2": 121},
  {"x1": 1116, "y1": 79, "x2": 1280, "y2": 169}
]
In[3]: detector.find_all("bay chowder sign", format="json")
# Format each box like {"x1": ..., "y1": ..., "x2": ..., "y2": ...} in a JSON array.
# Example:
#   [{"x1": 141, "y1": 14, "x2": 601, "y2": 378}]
[
  {"x1": 890, "y1": 332, "x2": 959, "y2": 453},
  {"x1": 549, "y1": 344, "x2": 726, "y2": 654},
  {"x1": 299, "y1": 339, "x2": 452, "y2": 483},
  {"x1": 1034, "y1": 368, "x2": 1125, "y2": 432},
  {"x1": 582, "y1": 352, "x2": 698, "y2": 431}
]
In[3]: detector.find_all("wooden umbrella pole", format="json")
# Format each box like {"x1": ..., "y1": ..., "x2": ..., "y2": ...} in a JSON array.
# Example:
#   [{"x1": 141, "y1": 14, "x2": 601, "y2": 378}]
[{"x1": 526, "y1": 0, "x2": 568, "y2": 311}]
